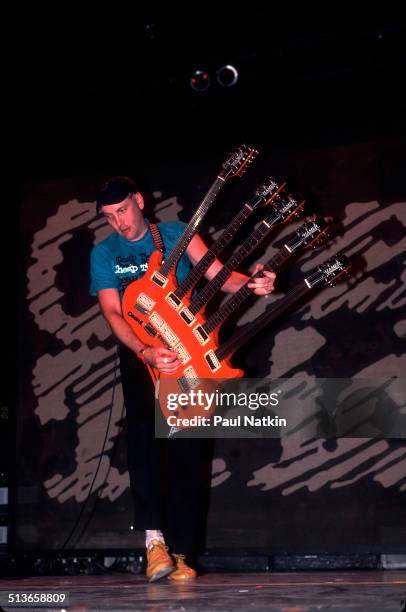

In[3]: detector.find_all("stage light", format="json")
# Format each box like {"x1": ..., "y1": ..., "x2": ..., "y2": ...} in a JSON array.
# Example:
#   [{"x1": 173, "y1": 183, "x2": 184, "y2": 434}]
[
  {"x1": 144, "y1": 23, "x2": 158, "y2": 40},
  {"x1": 216, "y1": 64, "x2": 238, "y2": 87},
  {"x1": 190, "y1": 69, "x2": 210, "y2": 92}
]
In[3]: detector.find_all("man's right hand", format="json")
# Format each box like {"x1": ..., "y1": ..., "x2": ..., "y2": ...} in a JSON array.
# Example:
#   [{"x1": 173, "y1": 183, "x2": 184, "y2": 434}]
[{"x1": 144, "y1": 346, "x2": 182, "y2": 374}]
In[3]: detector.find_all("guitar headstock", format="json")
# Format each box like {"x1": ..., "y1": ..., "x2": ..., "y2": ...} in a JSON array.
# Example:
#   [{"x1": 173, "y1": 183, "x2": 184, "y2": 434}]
[
  {"x1": 305, "y1": 253, "x2": 352, "y2": 289},
  {"x1": 285, "y1": 217, "x2": 329, "y2": 253},
  {"x1": 272, "y1": 193, "x2": 305, "y2": 222},
  {"x1": 220, "y1": 145, "x2": 259, "y2": 180},
  {"x1": 249, "y1": 176, "x2": 286, "y2": 209}
]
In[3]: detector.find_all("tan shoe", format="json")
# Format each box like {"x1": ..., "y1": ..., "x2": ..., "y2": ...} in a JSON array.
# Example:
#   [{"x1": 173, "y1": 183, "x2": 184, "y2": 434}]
[
  {"x1": 146, "y1": 540, "x2": 174, "y2": 582},
  {"x1": 168, "y1": 554, "x2": 197, "y2": 581}
]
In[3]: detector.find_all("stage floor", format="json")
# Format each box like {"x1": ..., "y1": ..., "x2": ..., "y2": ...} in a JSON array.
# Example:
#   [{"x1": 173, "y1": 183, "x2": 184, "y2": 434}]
[{"x1": 0, "y1": 571, "x2": 405, "y2": 611}]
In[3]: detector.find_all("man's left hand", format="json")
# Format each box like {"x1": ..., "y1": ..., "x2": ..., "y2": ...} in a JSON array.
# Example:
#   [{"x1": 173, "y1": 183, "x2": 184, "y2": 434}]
[{"x1": 247, "y1": 264, "x2": 276, "y2": 296}]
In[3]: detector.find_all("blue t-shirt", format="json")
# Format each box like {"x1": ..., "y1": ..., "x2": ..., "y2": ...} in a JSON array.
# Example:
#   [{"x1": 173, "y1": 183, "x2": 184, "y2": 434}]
[{"x1": 90, "y1": 221, "x2": 192, "y2": 300}]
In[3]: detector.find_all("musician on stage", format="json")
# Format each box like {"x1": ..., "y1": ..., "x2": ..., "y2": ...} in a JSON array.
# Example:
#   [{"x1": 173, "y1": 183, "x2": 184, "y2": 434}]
[{"x1": 90, "y1": 175, "x2": 275, "y2": 582}]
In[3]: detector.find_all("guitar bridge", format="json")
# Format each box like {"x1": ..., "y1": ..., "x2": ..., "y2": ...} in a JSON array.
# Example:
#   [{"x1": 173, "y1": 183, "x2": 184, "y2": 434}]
[
  {"x1": 144, "y1": 323, "x2": 157, "y2": 337},
  {"x1": 178, "y1": 367, "x2": 200, "y2": 392},
  {"x1": 135, "y1": 304, "x2": 148, "y2": 315},
  {"x1": 178, "y1": 378, "x2": 191, "y2": 393},
  {"x1": 184, "y1": 366, "x2": 200, "y2": 388}
]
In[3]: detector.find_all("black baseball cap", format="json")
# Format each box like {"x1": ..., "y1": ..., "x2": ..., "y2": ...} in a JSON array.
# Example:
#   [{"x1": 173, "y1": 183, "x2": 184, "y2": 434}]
[{"x1": 96, "y1": 176, "x2": 139, "y2": 214}]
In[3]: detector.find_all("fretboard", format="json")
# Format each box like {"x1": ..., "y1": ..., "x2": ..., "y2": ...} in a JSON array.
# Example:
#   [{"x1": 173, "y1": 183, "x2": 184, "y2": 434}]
[
  {"x1": 216, "y1": 281, "x2": 310, "y2": 360},
  {"x1": 160, "y1": 176, "x2": 225, "y2": 277},
  {"x1": 174, "y1": 203, "x2": 255, "y2": 298},
  {"x1": 203, "y1": 246, "x2": 291, "y2": 333},
  {"x1": 188, "y1": 209, "x2": 284, "y2": 315}
]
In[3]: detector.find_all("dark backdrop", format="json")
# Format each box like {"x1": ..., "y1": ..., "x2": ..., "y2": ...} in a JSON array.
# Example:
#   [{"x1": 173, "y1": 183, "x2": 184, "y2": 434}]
[
  {"x1": 9, "y1": 13, "x2": 406, "y2": 555},
  {"x1": 16, "y1": 139, "x2": 406, "y2": 554}
]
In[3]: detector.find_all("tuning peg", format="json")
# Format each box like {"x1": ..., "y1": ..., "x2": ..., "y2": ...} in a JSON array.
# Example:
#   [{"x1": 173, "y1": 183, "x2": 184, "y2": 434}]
[{"x1": 313, "y1": 231, "x2": 330, "y2": 248}]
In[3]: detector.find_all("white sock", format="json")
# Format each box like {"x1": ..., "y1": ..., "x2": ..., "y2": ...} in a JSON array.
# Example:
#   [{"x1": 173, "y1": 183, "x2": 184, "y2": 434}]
[{"x1": 146, "y1": 530, "x2": 165, "y2": 550}]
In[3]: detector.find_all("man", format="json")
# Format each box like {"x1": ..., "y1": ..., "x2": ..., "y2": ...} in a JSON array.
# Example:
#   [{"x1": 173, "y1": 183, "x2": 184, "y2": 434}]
[{"x1": 90, "y1": 176, "x2": 275, "y2": 582}]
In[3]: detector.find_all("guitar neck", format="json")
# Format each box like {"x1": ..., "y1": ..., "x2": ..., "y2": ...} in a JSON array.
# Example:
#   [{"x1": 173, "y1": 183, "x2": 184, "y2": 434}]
[
  {"x1": 174, "y1": 203, "x2": 255, "y2": 299},
  {"x1": 160, "y1": 176, "x2": 225, "y2": 277},
  {"x1": 188, "y1": 209, "x2": 283, "y2": 316},
  {"x1": 203, "y1": 246, "x2": 291, "y2": 333},
  {"x1": 216, "y1": 281, "x2": 310, "y2": 361}
]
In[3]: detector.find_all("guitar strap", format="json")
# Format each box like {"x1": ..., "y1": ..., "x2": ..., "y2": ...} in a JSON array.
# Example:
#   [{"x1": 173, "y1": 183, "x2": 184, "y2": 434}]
[
  {"x1": 149, "y1": 223, "x2": 166, "y2": 256},
  {"x1": 145, "y1": 223, "x2": 165, "y2": 384}
]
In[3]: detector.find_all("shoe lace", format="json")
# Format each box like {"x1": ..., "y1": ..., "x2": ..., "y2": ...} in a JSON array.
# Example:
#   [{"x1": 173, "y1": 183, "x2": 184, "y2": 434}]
[
  {"x1": 148, "y1": 540, "x2": 169, "y2": 559},
  {"x1": 173, "y1": 554, "x2": 187, "y2": 566}
]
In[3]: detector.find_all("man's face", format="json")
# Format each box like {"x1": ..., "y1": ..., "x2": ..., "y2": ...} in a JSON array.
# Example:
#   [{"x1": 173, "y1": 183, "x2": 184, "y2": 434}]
[{"x1": 101, "y1": 193, "x2": 147, "y2": 241}]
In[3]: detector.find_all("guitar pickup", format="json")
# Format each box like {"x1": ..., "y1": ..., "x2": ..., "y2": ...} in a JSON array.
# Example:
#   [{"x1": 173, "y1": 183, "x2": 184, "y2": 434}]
[
  {"x1": 184, "y1": 366, "x2": 200, "y2": 388},
  {"x1": 175, "y1": 343, "x2": 191, "y2": 365},
  {"x1": 205, "y1": 350, "x2": 221, "y2": 373},
  {"x1": 151, "y1": 271, "x2": 168, "y2": 288},
  {"x1": 166, "y1": 292, "x2": 182, "y2": 310},
  {"x1": 137, "y1": 293, "x2": 155, "y2": 313},
  {"x1": 193, "y1": 325, "x2": 209, "y2": 345},
  {"x1": 161, "y1": 324, "x2": 179, "y2": 347},
  {"x1": 149, "y1": 312, "x2": 164, "y2": 330},
  {"x1": 179, "y1": 307, "x2": 195, "y2": 326}
]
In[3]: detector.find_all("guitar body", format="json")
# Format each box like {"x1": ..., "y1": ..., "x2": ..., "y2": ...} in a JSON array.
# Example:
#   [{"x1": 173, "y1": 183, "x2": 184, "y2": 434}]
[
  {"x1": 123, "y1": 258, "x2": 243, "y2": 425},
  {"x1": 123, "y1": 256, "x2": 242, "y2": 380},
  {"x1": 157, "y1": 318, "x2": 243, "y2": 423},
  {"x1": 122, "y1": 255, "x2": 244, "y2": 425},
  {"x1": 122, "y1": 249, "x2": 179, "y2": 346}
]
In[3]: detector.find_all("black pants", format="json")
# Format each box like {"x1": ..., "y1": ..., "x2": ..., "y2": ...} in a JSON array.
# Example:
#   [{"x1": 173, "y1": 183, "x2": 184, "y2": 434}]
[{"x1": 120, "y1": 345, "x2": 209, "y2": 555}]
